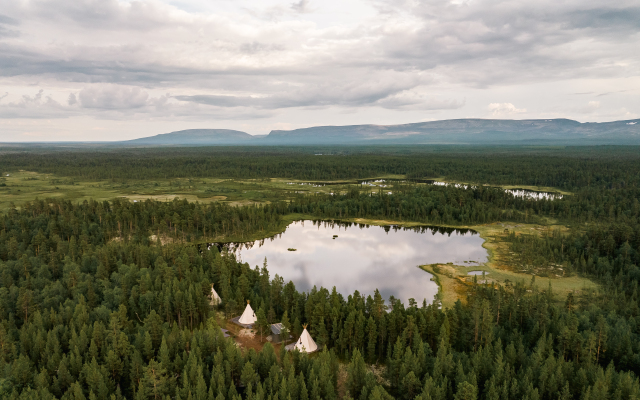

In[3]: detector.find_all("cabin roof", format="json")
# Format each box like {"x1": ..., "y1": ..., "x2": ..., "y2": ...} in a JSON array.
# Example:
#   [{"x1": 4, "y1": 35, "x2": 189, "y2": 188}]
[{"x1": 271, "y1": 323, "x2": 284, "y2": 335}]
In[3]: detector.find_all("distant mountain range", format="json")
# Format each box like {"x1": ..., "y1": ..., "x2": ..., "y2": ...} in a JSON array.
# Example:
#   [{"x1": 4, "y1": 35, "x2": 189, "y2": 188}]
[
  {"x1": 125, "y1": 129, "x2": 254, "y2": 145},
  {"x1": 123, "y1": 118, "x2": 640, "y2": 146}
]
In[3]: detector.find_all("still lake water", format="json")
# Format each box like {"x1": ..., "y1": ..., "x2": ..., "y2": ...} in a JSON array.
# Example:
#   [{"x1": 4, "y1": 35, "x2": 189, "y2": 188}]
[
  {"x1": 287, "y1": 180, "x2": 563, "y2": 200},
  {"x1": 218, "y1": 220, "x2": 488, "y2": 306}
]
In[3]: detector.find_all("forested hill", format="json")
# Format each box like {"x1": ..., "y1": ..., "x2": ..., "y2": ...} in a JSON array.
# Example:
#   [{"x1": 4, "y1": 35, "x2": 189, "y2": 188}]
[
  {"x1": 263, "y1": 118, "x2": 640, "y2": 145},
  {"x1": 125, "y1": 129, "x2": 254, "y2": 145},
  {"x1": 116, "y1": 119, "x2": 640, "y2": 146}
]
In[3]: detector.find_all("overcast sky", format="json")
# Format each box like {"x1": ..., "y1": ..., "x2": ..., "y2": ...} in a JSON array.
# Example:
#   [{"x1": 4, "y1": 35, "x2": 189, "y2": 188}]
[{"x1": 0, "y1": 0, "x2": 638, "y2": 141}]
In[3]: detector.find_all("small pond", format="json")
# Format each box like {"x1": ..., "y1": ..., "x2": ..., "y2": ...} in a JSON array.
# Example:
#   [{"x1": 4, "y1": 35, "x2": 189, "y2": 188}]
[
  {"x1": 467, "y1": 270, "x2": 489, "y2": 276},
  {"x1": 504, "y1": 189, "x2": 563, "y2": 200},
  {"x1": 211, "y1": 220, "x2": 488, "y2": 306},
  {"x1": 285, "y1": 179, "x2": 563, "y2": 200},
  {"x1": 431, "y1": 181, "x2": 562, "y2": 200}
]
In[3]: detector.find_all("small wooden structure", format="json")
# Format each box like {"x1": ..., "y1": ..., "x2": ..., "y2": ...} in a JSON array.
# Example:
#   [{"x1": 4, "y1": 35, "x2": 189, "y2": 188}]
[{"x1": 267, "y1": 323, "x2": 292, "y2": 344}]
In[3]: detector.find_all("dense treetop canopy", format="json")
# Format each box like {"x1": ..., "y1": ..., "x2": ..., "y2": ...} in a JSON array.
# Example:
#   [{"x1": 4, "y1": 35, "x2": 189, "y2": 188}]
[{"x1": 0, "y1": 146, "x2": 639, "y2": 399}]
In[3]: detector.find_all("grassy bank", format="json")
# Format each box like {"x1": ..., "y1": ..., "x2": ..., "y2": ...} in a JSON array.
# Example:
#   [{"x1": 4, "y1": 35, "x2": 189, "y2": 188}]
[
  {"x1": 421, "y1": 222, "x2": 597, "y2": 308},
  {"x1": 198, "y1": 213, "x2": 598, "y2": 309}
]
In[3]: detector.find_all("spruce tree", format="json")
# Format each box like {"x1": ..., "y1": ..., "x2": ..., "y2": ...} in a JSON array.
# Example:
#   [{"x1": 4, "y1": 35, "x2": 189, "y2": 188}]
[
  {"x1": 256, "y1": 307, "x2": 269, "y2": 341},
  {"x1": 143, "y1": 359, "x2": 169, "y2": 400},
  {"x1": 347, "y1": 349, "x2": 367, "y2": 398}
]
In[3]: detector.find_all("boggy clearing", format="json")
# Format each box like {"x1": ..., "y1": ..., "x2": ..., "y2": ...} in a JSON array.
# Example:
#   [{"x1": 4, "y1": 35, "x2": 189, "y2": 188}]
[
  {"x1": 0, "y1": 170, "x2": 409, "y2": 212},
  {"x1": 0, "y1": 170, "x2": 595, "y2": 308},
  {"x1": 421, "y1": 221, "x2": 597, "y2": 308}
]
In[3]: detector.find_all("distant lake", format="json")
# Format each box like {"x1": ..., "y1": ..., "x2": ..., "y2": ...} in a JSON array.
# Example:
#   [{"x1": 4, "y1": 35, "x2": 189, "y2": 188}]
[
  {"x1": 286, "y1": 179, "x2": 564, "y2": 200},
  {"x1": 212, "y1": 220, "x2": 488, "y2": 306}
]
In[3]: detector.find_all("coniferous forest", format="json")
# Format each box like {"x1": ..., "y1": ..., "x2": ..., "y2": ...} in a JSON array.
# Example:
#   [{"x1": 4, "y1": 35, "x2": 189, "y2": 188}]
[{"x1": 0, "y1": 146, "x2": 640, "y2": 399}]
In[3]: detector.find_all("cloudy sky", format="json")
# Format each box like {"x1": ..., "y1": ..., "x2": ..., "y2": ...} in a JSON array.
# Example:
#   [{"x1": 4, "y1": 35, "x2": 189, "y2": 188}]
[{"x1": 0, "y1": 0, "x2": 638, "y2": 141}]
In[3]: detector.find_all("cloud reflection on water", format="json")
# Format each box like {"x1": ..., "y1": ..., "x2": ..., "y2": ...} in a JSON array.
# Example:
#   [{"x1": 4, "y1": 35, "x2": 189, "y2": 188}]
[{"x1": 234, "y1": 220, "x2": 488, "y2": 306}]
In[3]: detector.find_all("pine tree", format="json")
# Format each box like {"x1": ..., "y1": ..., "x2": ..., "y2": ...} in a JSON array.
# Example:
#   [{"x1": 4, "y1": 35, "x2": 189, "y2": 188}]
[
  {"x1": 347, "y1": 349, "x2": 367, "y2": 398},
  {"x1": 143, "y1": 359, "x2": 169, "y2": 399},
  {"x1": 454, "y1": 381, "x2": 478, "y2": 400},
  {"x1": 195, "y1": 368, "x2": 207, "y2": 400},
  {"x1": 256, "y1": 307, "x2": 269, "y2": 341},
  {"x1": 281, "y1": 311, "x2": 291, "y2": 345},
  {"x1": 143, "y1": 331, "x2": 154, "y2": 361},
  {"x1": 159, "y1": 337, "x2": 171, "y2": 370},
  {"x1": 366, "y1": 317, "x2": 377, "y2": 363},
  {"x1": 11, "y1": 354, "x2": 32, "y2": 389},
  {"x1": 241, "y1": 362, "x2": 259, "y2": 388},
  {"x1": 34, "y1": 368, "x2": 50, "y2": 392},
  {"x1": 368, "y1": 386, "x2": 394, "y2": 400},
  {"x1": 299, "y1": 373, "x2": 309, "y2": 400},
  {"x1": 105, "y1": 349, "x2": 123, "y2": 381},
  {"x1": 68, "y1": 382, "x2": 88, "y2": 400}
]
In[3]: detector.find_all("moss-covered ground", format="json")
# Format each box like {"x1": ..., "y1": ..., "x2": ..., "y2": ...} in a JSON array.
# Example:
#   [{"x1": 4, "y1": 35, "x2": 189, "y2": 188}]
[
  {"x1": 420, "y1": 222, "x2": 597, "y2": 308},
  {"x1": 0, "y1": 171, "x2": 410, "y2": 212}
]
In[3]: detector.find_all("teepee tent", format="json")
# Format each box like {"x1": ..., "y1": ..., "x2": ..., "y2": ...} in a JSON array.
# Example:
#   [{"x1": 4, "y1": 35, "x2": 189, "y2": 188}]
[
  {"x1": 294, "y1": 325, "x2": 318, "y2": 353},
  {"x1": 238, "y1": 301, "x2": 257, "y2": 325},
  {"x1": 210, "y1": 285, "x2": 221, "y2": 306}
]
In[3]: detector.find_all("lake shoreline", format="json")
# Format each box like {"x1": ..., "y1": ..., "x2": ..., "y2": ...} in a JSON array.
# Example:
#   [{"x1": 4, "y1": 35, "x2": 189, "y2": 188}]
[{"x1": 208, "y1": 218, "x2": 488, "y2": 306}]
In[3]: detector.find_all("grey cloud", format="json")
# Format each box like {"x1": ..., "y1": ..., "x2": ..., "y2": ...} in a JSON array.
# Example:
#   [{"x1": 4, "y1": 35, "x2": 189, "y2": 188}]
[
  {"x1": 0, "y1": 14, "x2": 20, "y2": 38},
  {"x1": 174, "y1": 75, "x2": 425, "y2": 109},
  {"x1": 173, "y1": 94, "x2": 252, "y2": 108},
  {"x1": 0, "y1": 43, "x2": 225, "y2": 86},
  {"x1": 3, "y1": 0, "x2": 637, "y2": 89},
  {"x1": 0, "y1": 41, "x2": 304, "y2": 91},
  {"x1": 0, "y1": 86, "x2": 274, "y2": 121},
  {"x1": 0, "y1": 14, "x2": 19, "y2": 25},
  {"x1": 23, "y1": 89, "x2": 44, "y2": 104},
  {"x1": 597, "y1": 90, "x2": 626, "y2": 97},
  {"x1": 0, "y1": 89, "x2": 71, "y2": 119},
  {"x1": 78, "y1": 85, "x2": 149, "y2": 109},
  {"x1": 566, "y1": 7, "x2": 640, "y2": 31},
  {"x1": 371, "y1": 0, "x2": 640, "y2": 86},
  {"x1": 239, "y1": 42, "x2": 285, "y2": 54},
  {"x1": 291, "y1": 0, "x2": 312, "y2": 13},
  {"x1": 0, "y1": 0, "x2": 637, "y2": 124},
  {"x1": 24, "y1": 0, "x2": 177, "y2": 31},
  {"x1": 0, "y1": 26, "x2": 20, "y2": 39},
  {"x1": 375, "y1": 95, "x2": 465, "y2": 111}
]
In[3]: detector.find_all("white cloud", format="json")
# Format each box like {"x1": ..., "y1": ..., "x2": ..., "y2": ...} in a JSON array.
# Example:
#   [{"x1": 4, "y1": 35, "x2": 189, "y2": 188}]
[
  {"x1": 488, "y1": 103, "x2": 527, "y2": 116},
  {"x1": 581, "y1": 101, "x2": 601, "y2": 113},
  {"x1": 0, "y1": 89, "x2": 71, "y2": 119}
]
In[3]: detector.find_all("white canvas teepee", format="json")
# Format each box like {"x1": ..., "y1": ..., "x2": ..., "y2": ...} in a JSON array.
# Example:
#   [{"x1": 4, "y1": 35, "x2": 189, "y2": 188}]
[
  {"x1": 210, "y1": 285, "x2": 221, "y2": 306},
  {"x1": 294, "y1": 326, "x2": 318, "y2": 353},
  {"x1": 238, "y1": 301, "x2": 257, "y2": 325}
]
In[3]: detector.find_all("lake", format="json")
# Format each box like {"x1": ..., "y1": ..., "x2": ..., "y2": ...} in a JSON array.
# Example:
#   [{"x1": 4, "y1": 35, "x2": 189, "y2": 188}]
[
  {"x1": 285, "y1": 179, "x2": 563, "y2": 200},
  {"x1": 214, "y1": 220, "x2": 488, "y2": 306}
]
